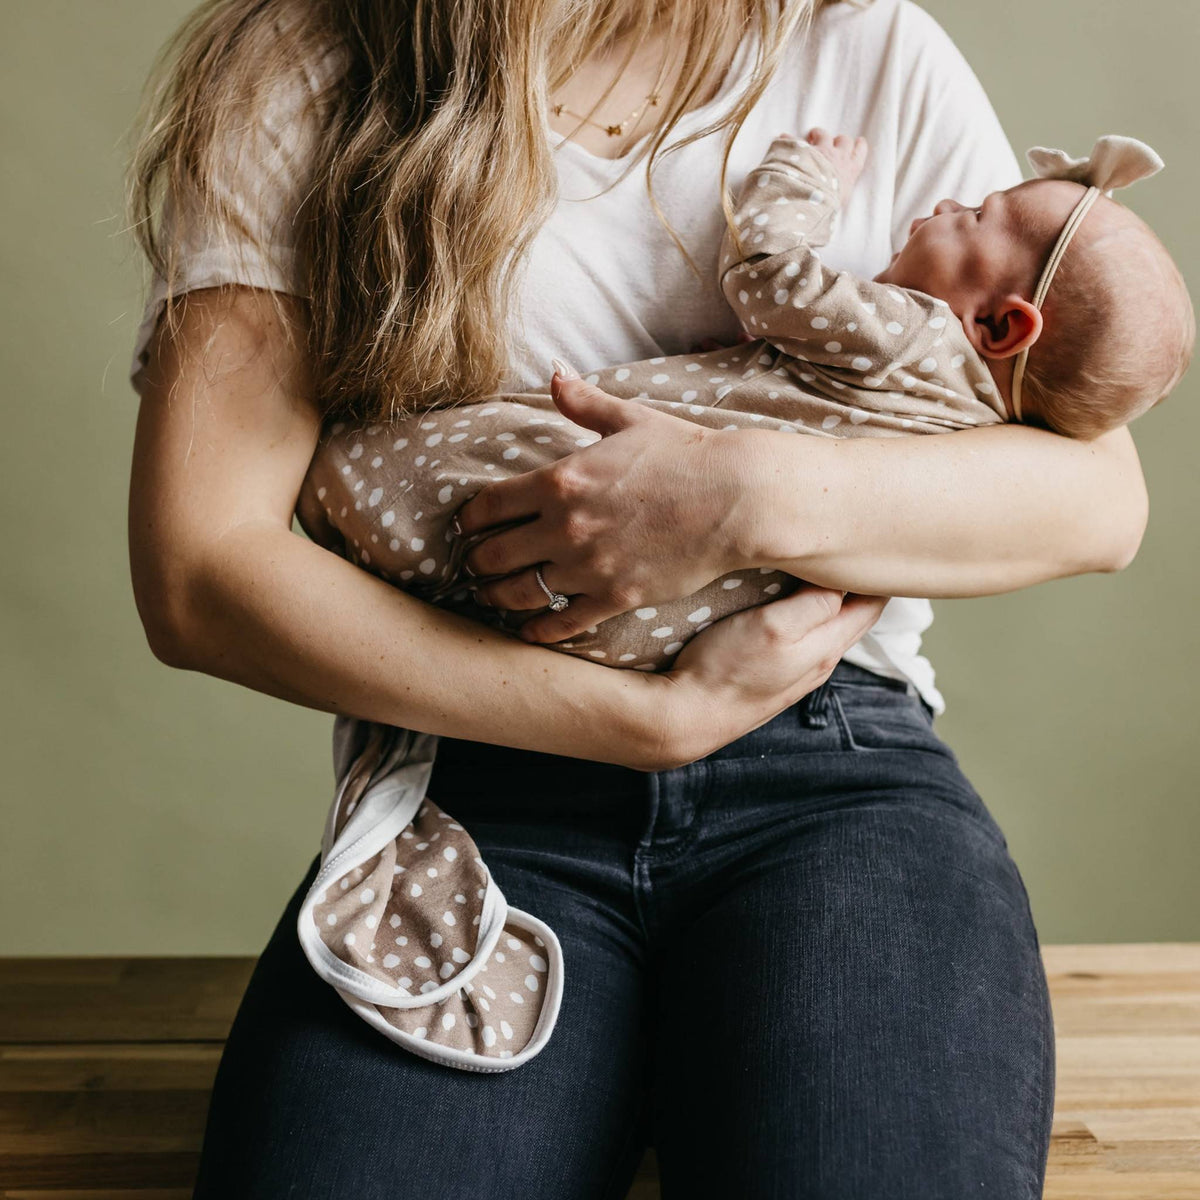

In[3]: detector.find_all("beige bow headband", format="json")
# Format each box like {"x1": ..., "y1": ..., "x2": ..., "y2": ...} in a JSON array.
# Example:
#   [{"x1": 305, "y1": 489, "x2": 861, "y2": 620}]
[{"x1": 1010, "y1": 134, "x2": 1164, "y2": 421}]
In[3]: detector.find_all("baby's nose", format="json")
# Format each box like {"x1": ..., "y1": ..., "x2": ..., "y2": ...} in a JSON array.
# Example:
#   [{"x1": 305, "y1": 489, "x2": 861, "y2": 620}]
[{"x1": 933, "y1": 198, "x2": 965, "y2": 216}]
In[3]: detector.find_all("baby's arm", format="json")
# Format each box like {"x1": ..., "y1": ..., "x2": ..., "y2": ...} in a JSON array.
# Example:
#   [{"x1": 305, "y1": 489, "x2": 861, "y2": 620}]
[
  {"x1": 722, "y1": 130, "x2": 861, "y2": 252},
  {"x1": 720, "y1": 132, "x2": 1001, "y2": 418},
  {"x1": 719, "y1": 132, "x2": 868, "y2": 338},
  {"x1": 720, "y1": 134, "x2": 841, "y2": 325}
]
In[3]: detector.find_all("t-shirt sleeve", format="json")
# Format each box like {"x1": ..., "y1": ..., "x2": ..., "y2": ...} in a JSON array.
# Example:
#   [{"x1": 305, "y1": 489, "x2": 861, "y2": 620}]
[
  {"x1": 888, "y1": 1, "x2": 1023, "y2": 252},
  {"x1": 128, "y1": 44, "x2": 341, "y2": 386}
]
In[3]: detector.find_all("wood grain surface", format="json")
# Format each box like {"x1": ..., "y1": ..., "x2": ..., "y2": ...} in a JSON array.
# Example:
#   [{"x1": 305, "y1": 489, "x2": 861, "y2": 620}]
[{"x1": 1, "y1": 947, "x2": 1197, "y2": 1197}]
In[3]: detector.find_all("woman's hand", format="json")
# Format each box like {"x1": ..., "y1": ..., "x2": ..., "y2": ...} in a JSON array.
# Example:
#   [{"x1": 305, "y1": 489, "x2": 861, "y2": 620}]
[
  {"x1": 637, "y1": 585, "x2": 889, "y2": 770},
  {"x1": 452, "y1": 369, "x2": 761, "y2": 645}
]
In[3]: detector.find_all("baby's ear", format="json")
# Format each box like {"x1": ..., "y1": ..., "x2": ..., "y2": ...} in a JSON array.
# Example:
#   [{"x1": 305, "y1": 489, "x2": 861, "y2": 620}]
[{"x1": 967, "y1": 295, "x2": 1043, "y2": 359}]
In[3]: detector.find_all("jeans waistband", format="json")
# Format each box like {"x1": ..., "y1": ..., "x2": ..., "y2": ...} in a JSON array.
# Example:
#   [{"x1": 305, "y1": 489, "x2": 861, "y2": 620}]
[{"x1": 432, "y1": 660, "x2": 911, "y2": 775}]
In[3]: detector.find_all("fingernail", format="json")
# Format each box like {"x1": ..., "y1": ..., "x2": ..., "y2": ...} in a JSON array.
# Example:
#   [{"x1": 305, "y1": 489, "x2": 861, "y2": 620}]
[
  {"x1": 450, "y1": 514, "x2": 463, "y2": 536},
  {"x1": 551, "y1": 356, "x2": 579, "y2": 380},
  {"x1": 461, "y1": 560, "x2": 477, "y2": 578}
]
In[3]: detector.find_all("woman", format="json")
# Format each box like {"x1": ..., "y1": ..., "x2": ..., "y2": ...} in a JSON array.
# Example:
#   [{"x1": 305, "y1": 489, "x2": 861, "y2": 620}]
[{"x1": 127, "y1": 0, "x2": 1144, "y2": 1195}]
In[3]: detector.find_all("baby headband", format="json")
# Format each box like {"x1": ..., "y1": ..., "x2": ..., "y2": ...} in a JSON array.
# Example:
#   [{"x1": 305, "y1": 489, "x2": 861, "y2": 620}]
[{"x1": 1010, "y1": 134, "x2": 1164, "y2": 421}]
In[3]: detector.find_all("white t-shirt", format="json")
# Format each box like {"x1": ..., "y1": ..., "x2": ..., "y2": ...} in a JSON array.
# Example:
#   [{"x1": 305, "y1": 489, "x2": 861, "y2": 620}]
[{"x1": 130, "y1": 0, "x2": 1023, "y2": 716}]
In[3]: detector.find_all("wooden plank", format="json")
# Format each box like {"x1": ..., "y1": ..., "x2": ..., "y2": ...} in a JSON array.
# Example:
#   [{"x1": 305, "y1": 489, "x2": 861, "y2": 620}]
[
  {"x1": 0, "y1": 1090, "x2": 211, "y2": 1157},
  {"x1": 0, "y1": 1045, "x2": 223, "y2": 1094},
  {"x1": 1053, "y1": 1035, "x2": 1200, "y2": 1110},
  {"x1": 1042, "y1": 945, "x2": 1200, "y2": 1193},
  {"x1": 0, "y1": 1154, "x2": 198, "y2": 1190},
  {"x1": 2, "y1": 1192, "x2": 190, "y2": 1199},
  {"x1": 1043, "y1": 945, "x2": 1200, "y2": 975},
  {"x1": 0, "y1": 949, "x2": 1198, "y2": 1197},
  {"x1": 1043, "y1": 1174, "x2": 1200, "y2": 1200},
  {"x1": 0, "y1": 964, "x2": 234, "y2": 1194},
  {"x1": 0, "y1": 960, "x2": 254, "y2": 1046},
  {"x1": 1044, "y1": 947, "x2": 1200, "y2": 1042}
]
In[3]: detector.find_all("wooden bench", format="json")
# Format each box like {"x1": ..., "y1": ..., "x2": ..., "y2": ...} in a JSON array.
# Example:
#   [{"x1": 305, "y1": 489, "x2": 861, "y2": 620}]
[{"x1": 2, "y1": 947, "x2": 1198, "y2": 1197}]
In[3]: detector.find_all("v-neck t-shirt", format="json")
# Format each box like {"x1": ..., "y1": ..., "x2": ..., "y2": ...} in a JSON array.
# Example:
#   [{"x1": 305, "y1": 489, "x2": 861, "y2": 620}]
[{"x1": 129, "y1": 0, "x2": 1024, "y2": 715}]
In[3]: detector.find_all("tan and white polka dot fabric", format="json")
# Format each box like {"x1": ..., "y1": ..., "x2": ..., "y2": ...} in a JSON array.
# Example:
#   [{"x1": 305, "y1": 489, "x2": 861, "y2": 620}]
[
  {"x1": 292, "y1": 135, "x2": 1010, "y2": 1070},
  {"x1": 295, "y1": 718, "x2": 564, "y2": 1072}
]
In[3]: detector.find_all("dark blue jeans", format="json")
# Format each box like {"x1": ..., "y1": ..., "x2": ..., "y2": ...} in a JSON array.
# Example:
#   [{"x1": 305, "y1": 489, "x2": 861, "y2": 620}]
[{"x1": 193, "y1": 661, "x2": 1054, "y2": 1199}]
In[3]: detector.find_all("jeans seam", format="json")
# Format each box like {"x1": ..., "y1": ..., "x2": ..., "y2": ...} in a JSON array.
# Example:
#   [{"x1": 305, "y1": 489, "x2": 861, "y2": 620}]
[
  {"x1": 902, "y1": 789, "x2": 1016, "y2": 861},
  {"x1": 936, "y1": 859, "x2": 1032, "y2": 922},
  {"x1": 630, "y1": 769, "x2": 658, "y2": 946},
  {"x1": 1024, "y1": 894, "x2": 1056, "y2": 1199},
  {"x1": 1028, "y1": 991, "x2": 1053, "y2": 1200}
]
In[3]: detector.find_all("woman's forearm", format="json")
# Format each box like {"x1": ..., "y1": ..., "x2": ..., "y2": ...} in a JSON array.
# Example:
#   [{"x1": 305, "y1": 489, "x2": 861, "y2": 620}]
[
  {"x1": 160, "y1": 520, "x2": 665, "y2": 768},
  {"x1": 724, "y1": 421, "x2": 1149, "y2": 598}
]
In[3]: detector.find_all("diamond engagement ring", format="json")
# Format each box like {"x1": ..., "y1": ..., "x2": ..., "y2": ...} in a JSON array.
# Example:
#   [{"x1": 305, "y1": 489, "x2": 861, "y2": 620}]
[{"x1": 535, "y1": 566, "x2": 570, "y2": 612}]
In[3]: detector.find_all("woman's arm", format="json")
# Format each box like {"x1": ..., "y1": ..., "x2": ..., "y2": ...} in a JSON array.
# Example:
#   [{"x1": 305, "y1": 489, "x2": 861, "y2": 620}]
[
  {"x1": 129, "y1": 286, "x2": 883, "y2": 771},
  {"x1": 449, "y1": 373, "x2": 1148, "y2": 646},
  {"x1": 129, "y1": 288, "x2": 671, "y2": 768},
  {"x1": 722, "y1": 419, "x2": 1148, "y2": 598}
]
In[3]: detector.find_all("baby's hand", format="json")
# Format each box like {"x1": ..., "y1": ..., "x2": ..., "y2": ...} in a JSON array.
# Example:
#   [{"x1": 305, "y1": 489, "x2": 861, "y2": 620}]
[{"x1": 795, "y1": 128, "x2": 869, "y2": 200}]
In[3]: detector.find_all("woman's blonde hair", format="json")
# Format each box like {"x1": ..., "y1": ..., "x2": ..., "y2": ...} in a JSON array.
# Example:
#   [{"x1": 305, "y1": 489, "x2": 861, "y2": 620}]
[{"x1": 128, "y1": 0, "x2": 864, "y2": 423}]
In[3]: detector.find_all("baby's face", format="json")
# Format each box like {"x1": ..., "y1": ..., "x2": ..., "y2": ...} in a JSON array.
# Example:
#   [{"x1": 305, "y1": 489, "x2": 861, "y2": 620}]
[{"x1": 876, "y1": 179, "x2": 1083, "y2": 318}]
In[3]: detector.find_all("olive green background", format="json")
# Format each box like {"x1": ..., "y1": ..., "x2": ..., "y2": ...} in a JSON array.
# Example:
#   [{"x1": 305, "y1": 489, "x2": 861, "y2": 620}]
[{"x1": 1, "y1": 1, "x2": 1195, "y2": 953}]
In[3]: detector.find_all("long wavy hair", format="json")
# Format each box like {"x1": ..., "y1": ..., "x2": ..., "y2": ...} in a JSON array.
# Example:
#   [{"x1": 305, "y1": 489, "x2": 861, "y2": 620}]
[{"x1": 128, "y1": 0, "x2": 866, "y2": 423}]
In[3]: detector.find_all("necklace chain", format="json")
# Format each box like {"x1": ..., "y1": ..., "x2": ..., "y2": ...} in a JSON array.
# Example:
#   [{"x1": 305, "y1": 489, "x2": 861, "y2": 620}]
[
  {"x1": 549, "y1": 41, "x2": 673, "y2": 141},
  {"x1": 550, "y1": 90, "x2": 661, "y2": 138}
]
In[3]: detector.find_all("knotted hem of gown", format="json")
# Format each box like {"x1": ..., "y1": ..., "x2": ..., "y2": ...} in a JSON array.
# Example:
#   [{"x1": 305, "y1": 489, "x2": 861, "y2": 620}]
[{"x1": 295, "y1": 713, "x2": 565, "y2": 1072}]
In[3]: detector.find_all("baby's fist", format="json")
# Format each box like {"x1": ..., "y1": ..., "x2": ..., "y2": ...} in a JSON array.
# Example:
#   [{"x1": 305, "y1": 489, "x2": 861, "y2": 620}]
[{"x1": 804, "y1": 128, "x2": 869, "y2": 199}]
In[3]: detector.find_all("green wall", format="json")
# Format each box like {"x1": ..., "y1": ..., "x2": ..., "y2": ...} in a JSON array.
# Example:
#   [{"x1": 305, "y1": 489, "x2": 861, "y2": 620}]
[{"x1": 1, "y1": 1, "x2": 1195, "y2": 954}]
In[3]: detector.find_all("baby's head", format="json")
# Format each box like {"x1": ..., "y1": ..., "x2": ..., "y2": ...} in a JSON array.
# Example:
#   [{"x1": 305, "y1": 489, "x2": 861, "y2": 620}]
[{"x1": 877, "y1": 177, "x2": 1194, "y2": 439}]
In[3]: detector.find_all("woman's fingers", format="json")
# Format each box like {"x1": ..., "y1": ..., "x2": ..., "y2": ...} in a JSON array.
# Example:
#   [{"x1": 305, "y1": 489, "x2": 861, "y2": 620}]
[
  {"x1": 654, "y1": 584, "x2": 889, "y2": 763},
  {"x1": 548, "y1": 375, "x2": 647, "y2": 438},
  {"x1": 793, "y1": 590, "x2": 889, "y2": 675},
  {"x1": 461, "y1": 550, "x2": 627, "y2": 642},
  {"x1": 743, "y1": 585, "x2": 885, "y2": 680},
  {"x1": 750, "y1": 582, "x2": 844, "y2": 640},
  {"x1": 516, "y1": 592, "x2": 621, "y2": 645},
  {"x1": 459, "y1": 515, "x2": 556, "y2": 580},
  {"x1": 453, "y1": 378, "x2": 649, "y2": 543},
  {"x1": 452, "y1": 476, "x2": 545, "y2": 542},
  {"x1": 474, "y1": 561, "x2": 575, "y2": 615}
]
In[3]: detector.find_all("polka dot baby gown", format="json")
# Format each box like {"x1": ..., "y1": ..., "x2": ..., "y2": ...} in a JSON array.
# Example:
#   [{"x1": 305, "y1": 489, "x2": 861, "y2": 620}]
[{"x1": 292, "y1": 136, "x2": 1009, "y2": 1070}]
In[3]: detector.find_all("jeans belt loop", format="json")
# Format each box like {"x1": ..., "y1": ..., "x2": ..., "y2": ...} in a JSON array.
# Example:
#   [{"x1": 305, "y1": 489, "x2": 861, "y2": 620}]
[{"x1": 799, "y1": 679, "x2": 833, "y2": 729}]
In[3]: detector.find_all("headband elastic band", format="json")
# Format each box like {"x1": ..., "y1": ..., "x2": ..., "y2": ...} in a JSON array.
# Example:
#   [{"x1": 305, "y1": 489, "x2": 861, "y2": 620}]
[{"x1": 1009, "y1": 185, "x2": 1101, "y2": 422}]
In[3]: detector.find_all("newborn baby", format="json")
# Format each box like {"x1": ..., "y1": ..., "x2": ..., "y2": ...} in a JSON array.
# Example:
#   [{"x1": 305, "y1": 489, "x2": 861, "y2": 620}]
[{"x1": 296, "y1": 130, "x2": 1193, "y2": 671}]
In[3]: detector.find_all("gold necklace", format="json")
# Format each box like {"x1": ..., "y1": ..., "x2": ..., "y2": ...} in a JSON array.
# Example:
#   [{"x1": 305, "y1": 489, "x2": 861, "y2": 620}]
[
  {"x1": 550, "y1": 41, "x2": 673, "y2": 139},
  {"x1": 550, "y1": 89, "x2": 662, "y2": 138}
]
